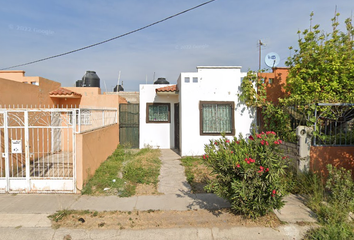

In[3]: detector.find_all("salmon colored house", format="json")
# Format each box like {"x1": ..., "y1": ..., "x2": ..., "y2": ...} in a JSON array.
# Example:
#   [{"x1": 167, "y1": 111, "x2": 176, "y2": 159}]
[
  {"x1": 258, "y1": 67, "x2": 289, "y2": 104},
  {"x1": 0, "y1": 70, "x2": 126, "y2": 193}
]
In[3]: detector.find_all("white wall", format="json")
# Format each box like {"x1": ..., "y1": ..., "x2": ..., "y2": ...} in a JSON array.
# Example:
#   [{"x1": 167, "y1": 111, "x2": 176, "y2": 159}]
[
  {"x1": 179, "y1": 66, "x2": 255, "y2": 156},
  {"x1": 139, "y1": 84, "x2": 179, "y2": 149}
]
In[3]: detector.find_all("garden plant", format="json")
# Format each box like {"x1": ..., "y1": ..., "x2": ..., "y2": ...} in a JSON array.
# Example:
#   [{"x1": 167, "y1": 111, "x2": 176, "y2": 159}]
[{"x1": 203, "y1": 132, "x2": 287, "y2": 218}]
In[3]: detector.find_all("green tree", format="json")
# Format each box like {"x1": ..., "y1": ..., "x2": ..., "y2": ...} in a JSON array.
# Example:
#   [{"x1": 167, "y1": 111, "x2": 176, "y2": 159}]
[
  {"x1": 239, "y1": 13, "x2": 354, "y2": 141},
  {"x1": 285, "y1": 12, "x2": 354, "y2": 103}
]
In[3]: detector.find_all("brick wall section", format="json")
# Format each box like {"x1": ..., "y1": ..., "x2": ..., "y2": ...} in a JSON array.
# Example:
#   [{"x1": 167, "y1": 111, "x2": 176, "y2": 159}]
[{"x1": 279, "y1": 142, "x2": 299, "y2": 169}]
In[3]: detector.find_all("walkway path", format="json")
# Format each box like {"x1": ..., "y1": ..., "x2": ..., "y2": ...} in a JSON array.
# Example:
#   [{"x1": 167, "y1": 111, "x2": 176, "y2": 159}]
[{"x1": 158, "y1": 149, "x2": 191, "y2": 194}]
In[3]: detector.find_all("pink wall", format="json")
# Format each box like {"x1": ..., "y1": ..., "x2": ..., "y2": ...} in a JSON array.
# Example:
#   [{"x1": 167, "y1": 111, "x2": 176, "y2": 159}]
[{"x1": 76, "y1": 124, "x2": 119, "y2": 189}]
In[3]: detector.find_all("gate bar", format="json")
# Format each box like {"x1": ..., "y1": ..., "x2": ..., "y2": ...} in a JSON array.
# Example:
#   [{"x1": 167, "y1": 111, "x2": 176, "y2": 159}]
[
  {"x1": 4, "y1": 111, "x2": 9, "y2": 192},
  {"x1": 24, "y1": 110, "x2": 30, "y2": 192}
]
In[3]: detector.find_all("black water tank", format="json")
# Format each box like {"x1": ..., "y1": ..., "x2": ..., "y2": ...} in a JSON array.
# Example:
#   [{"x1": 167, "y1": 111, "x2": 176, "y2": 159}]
[
  {"x1": 82, "y1": 71, "x2": 100, "y2": 87},
  {"x1": 76, "y1": 80, "x2": 83, "y2": 87},
  {"x1": 154, "y1": 78, "x2": 169, "y2": 84},
  {"x1": 114, "y1": 85, "x2": 124, "y2": 92}
]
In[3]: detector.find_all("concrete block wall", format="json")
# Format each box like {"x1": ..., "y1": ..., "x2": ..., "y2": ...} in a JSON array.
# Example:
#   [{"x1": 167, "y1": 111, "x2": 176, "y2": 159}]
[{"x1": 279, "y1": 142, "x2": 299, "y2": 170}]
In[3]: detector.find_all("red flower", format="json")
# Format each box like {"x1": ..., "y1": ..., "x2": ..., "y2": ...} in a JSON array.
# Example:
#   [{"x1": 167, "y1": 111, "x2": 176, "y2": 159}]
[
  {"x1": 206, "y1": 155, "x2": 209, "y2": 158},
  {"x1": 236, "y1": 141, "x2": 240, "y2": 144},
  {"x1": 265, "y1": 141, "x2": 269, "y2": 146},
  {"x1": 274, "y1": 141, "x2": 279, "y2": 145},
  {"x1": 226, "y1": 139, "x2": 230, "y2": 143},
  {"x1": 265, "y1": 168, "x2": 269, "y2": 172},
  {"x1": 203, "y1": 155, "x2": 206, "y2": 160},
  {"x1": 236, "y1": 164, "x2": 240, "y2": 168},
  {"x1": 249, "y1": 135, "x2": 254, "y2": 141},
  {"x1": 231, "y1": 151, "x2": 234, "y2": 154},
  {"x1": 272, "y1": 189, "x2": 276, "y2": 194},
  {"x1": 256, "y1": 134, "x2": 262, "y2": 139},
  {"x1": 279, "y1": 140, "x2": 283, "y2": 144},
  {"x1": 214, "y1": 141, "x2": 218, "y2": 145},
  {"x1": 282, "y1": 156, "x2": 287, "y2": 160},
  {"x1": 258, "y1": 166, "x2": 264, "y2": 173}
]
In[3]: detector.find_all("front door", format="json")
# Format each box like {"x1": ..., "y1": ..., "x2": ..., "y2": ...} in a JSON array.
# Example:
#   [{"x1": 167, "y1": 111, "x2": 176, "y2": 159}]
[{"x1": 174, "y1": 103, "x2": 180, "y2": 151}]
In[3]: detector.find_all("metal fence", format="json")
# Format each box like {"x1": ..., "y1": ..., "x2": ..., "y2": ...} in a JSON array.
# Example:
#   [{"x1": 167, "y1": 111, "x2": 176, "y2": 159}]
[
  {"x1": 314, "y1": 103, "x2": 354, "y2": 146},
  {"x1": 74, "y1": 108, "x2": 118, "y2": 133},
  {"x1": 260, "y1": 102, "x2": 354, "y2": 146},
  {"x1": 0, "y1": 108, "x2": 76, "y2": 193},
  {"x1": 0, "y1": 107, "x2": 118, "y2": 193}
]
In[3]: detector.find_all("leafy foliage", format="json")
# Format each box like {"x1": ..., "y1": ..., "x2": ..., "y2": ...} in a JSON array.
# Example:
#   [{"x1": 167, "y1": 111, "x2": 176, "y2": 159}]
[
  {"x1": 239, "y1": 70, "x2": 267, "y2": 107},
  {"x1": 239, "y1": 13, "x2": 354, "y2": 142},
  {"x1": 203, "y1": 132, "x2": 287, "y2": 218},
  {"x1": 285, "y1": 12, "x2": 354, "y2": 103},
  {"x1": 302, "y1": 164, "x2": 354, "y2": 239}
]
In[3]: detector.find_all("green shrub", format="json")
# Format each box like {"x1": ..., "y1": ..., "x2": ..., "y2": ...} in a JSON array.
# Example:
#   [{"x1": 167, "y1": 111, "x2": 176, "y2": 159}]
[
  {"x1": 203, "y1": 131, "x2": 287, "y2": 218},
  {"x1": 326, "y1": 164, "x2": 354, "y2": 211},
  {"x1": 303, "y1": 164, "x2": 354, "y2": 239},
  {"x1": 305, "y1": 222, "x2": 354, "y2": 240}
]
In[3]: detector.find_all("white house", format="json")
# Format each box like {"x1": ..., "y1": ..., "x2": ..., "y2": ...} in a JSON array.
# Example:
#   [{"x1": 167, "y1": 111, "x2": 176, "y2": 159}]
[{"x1": 139, "y1": 66, "x2": 255, "y2": 156}]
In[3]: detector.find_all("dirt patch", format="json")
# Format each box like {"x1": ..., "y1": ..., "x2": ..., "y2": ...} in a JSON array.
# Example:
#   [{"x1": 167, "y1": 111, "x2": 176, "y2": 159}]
[
  {"x1": 51, "y1": 209, "x2": 281, "y2": 230},
  {"x1": 135, "y1": 183, "x2": 161, "y2": 196}
]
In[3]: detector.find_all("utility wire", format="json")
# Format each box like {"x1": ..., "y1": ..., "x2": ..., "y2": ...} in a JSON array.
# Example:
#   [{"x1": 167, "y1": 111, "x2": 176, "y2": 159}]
[{"x1": 1, "y1": 0, "x2": 216, "y2": 70}]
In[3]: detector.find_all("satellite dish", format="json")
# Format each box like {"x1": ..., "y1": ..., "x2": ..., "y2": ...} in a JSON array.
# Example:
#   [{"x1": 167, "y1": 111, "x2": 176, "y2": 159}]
[{"x1": 265, "y1": 52, "x2": 280, "y2": 68}]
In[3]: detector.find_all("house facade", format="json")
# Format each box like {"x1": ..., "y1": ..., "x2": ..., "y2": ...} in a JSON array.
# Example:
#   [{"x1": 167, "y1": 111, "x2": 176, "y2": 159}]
[{"x1": 140, "y1": 66, "x2": 255, "y2": 156}]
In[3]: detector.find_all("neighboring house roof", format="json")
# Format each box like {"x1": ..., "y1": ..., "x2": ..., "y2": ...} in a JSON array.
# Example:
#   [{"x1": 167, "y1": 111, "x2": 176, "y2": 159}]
[
  {"x1": 118, "y1": 95, "x2": 128, "y2": 104},
  {"x1": 49, "y1": 88, "x2": 82, "y2": 98},
  {"x1": 155, "y1": 85, "x2": 178, "y2": 94}
]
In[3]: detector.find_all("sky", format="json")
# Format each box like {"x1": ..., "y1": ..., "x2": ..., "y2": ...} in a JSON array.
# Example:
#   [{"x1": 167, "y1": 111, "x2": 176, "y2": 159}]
[{"x1": 1, "y1": 0, "x2": 353, "y2": 92}]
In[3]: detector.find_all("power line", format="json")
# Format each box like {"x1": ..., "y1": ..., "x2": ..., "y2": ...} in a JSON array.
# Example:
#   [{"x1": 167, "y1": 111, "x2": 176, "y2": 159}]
[{"x1": 1, "y1": 0, "x2": 216, "y2": 70}]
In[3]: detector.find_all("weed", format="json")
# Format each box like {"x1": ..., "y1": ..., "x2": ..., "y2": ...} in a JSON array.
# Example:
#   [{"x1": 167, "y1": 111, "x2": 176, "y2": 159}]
[
  {"x1": 286, "y1": 164, "x2": 354, "y2": 239},
  {"x1": 48, "y1": 209, "x2": 76, "y2": 222},
  {"x1": 305, "y1": 222, "x2": 354, "y2": 240},
  {"x1": 63, "y1": 234, "x2": 72, "y2": 240},
  {"x1": 81, "y1": 145, "x2": 161, "y2": 197},
  {"x1": 180, "y1": 156, "x2": 214, "y2": 193},
  {"x1": 92, "y1": 211, "x2": 98, "y2": 217}
]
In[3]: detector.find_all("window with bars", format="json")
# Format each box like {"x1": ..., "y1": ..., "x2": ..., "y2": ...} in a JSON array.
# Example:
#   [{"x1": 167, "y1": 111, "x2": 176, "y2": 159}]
[
  {"x1": 199, "y1": 101, "x2": 235, "y2": 135},
  {"x1": 146, "y1": 103, "x2": 170, "y2": 123}
]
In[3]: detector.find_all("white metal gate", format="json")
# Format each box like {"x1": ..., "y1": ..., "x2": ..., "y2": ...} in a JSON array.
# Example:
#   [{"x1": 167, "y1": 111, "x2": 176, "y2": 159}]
[{"x1": 0, "y1": 109, "x2": 76, "y2": 193}]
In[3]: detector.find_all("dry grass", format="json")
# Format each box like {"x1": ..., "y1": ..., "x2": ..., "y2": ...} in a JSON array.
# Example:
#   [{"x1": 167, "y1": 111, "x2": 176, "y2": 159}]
[
  {"x1": 50, "y1": 209, "x2": 281, "y2": 230},
  {"x1": 81, "y1": 146, "x2": 161, "y2": 197},
  {"x1": 180, "y1": 156, "x2": 215, "y2": 193}
]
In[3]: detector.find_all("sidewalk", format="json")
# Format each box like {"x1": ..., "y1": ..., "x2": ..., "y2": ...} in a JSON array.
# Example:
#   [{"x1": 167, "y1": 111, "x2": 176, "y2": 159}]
[{"x1": 0, "y1": 149, "x2": 317, "y2": 239}]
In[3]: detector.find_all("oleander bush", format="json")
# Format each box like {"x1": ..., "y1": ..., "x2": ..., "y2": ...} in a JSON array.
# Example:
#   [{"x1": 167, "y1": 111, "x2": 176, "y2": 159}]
[{"x1": 203, "y1": 131, "x2": 288, "y2": 218}]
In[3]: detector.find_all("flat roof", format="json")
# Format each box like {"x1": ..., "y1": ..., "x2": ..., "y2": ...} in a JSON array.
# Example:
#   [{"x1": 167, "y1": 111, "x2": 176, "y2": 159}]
[{"x1": 197, "y1": 66, "x2": 242, "y2": 69}]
